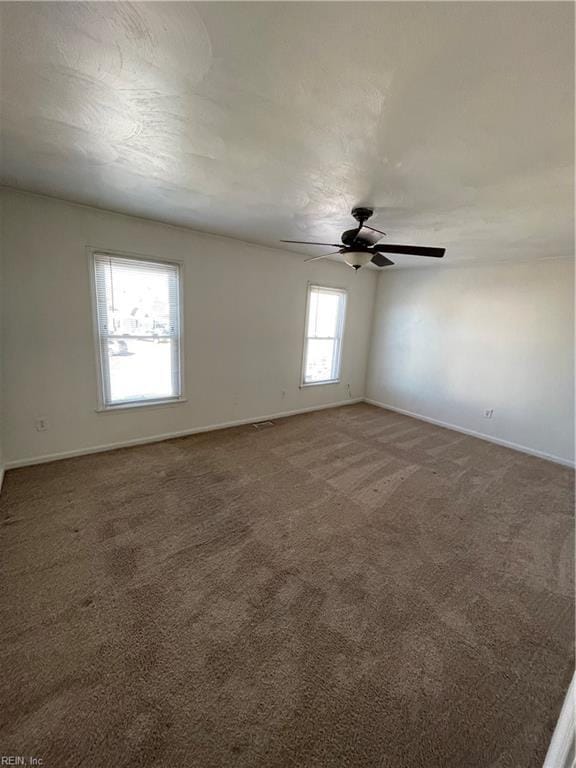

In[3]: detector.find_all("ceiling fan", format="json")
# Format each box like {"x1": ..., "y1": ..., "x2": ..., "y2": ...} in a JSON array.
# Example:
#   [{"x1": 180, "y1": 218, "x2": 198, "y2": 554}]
[{"x1": 281, "y1": 207, "x2": 446, "y2": 270}]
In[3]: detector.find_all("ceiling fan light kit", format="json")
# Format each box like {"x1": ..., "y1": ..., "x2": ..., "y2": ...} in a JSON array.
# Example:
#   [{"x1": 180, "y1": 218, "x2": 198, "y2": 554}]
[
  {"x1": 281, "y1": 207, "x2": 446, "y2": 271},
  {"x1": 343, "y1": 251, "x2": 373, "y2": 270}
]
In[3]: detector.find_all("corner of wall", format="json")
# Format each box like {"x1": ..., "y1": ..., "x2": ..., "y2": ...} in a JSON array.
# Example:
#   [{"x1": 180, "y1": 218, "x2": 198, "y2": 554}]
[
  {"x1": 363, "y1": 266, "x2": 383, "y2": 398},
  {"x1": 363, "y1": 260, "x2": 575, "y2": 465}
]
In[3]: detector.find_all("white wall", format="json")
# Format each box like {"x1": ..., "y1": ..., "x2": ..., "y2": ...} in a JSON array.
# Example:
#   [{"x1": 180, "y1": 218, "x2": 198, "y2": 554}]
[
  {"x1": 366, "y1": 259, "x2": 575, "y2": 465},
  {"x1": 3, "y1": 189, "x2": 573, "y2": 470},
  {"x1": 1, "y1": 190, "x2": 377, "y2": 466},
  {"x1": 0, "y1": 192, "x2": 4, "y2": 487}
]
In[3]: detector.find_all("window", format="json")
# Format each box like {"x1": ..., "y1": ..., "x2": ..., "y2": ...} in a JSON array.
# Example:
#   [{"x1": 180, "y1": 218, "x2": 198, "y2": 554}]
[
  {"x1": 92, "y1": 252, "x2": 182, "y2": 409},
  {"x1": 302, "y1": 284, "x2": 347, "y2": 385}
]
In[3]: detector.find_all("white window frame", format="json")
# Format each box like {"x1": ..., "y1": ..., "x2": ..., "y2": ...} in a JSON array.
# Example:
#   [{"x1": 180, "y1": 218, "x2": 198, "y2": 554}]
[
  {"x1": 301, "y1": 283, "x2": 347, "y2": 387},
  {"x1": 89, "y1": 248, "x2": 185, "y2": 412}
]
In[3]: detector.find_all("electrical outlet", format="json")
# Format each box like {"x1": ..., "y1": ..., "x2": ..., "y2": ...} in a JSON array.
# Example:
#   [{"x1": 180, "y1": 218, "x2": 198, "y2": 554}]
[
  {"x1": 35, "y1": 418, "x2": 48, "y2": 432},
  {"x1": 281, "y1": 389, "x2": 286, "y2": 400},
  {"x1": 483, "y1": 409, "x2": 494, "y2": 419}
]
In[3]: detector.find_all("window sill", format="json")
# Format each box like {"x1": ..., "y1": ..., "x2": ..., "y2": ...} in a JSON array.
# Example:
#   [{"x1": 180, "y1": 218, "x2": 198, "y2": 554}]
[
  {"x1": 300, "y1": 380, "x2": 341, "y2": 388},
  {"x1": 96, "y1": 397, "x2": 188, "y2": 413}
]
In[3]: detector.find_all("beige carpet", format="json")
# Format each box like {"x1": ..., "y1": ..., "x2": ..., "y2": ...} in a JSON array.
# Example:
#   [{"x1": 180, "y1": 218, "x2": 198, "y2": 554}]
[{"x1": 0, "y1": 403, "x2": 573, "y2": 767}]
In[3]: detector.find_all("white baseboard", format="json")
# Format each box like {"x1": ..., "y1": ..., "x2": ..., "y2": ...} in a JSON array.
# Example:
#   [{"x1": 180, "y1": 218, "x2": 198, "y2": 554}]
[
  {"x1": 543, "y1": 673, "x2": 575, "y2": 768},
  {"x1": 364, "y1": 399, "x2": 575, "y2": 468},
  {"x1": 5, "y1": 396, "x2": 574, "y2": 471},
  {"x1": 4, "y1": 398, "x2": 363, "y2": 470}
]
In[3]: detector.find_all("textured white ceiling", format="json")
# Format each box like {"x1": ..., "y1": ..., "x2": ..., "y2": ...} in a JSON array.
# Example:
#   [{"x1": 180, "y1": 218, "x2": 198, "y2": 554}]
[{"x1": 0, "y1": 2, "x2": 573, "y2": 267}]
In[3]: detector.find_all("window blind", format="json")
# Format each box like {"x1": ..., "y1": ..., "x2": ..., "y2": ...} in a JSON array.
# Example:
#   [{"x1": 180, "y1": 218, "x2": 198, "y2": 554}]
[{"x1": 93, "y1": 253, "x2": 182, "y2": 407}]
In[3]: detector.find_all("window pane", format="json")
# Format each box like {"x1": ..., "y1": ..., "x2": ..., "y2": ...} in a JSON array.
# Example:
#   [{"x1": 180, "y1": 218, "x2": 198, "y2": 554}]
[
  {"x1": 94, "y1": 254, "x2": 181, "y2": 406},
  {"x1": 99, "y1": 263, "x2": 175, "y2": 337},
  {"x1": 307, "y1": 289, "x2": 319, "y2": 336},
  {"x1": 107, "y1": 337, "x2": 175, "y2": 403},
  {"x1": 305, "y1": 338, "x2": 336, "y2": 382},
  {"x1": 314, "y1": 291, "x2": 340, "y2": 337},
  {"x1": 307, "y1": 289, "x2": 341, "y2": 338},
  {"x1": 302, "y1": 286, "x2": 346, "y2": 384}
]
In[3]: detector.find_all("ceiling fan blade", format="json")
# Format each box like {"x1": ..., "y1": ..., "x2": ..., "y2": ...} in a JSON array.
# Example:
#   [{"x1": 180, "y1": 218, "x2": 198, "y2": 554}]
[
  {"x1": 357, "y1": 226, "x2": 383, "y2": 245},
  {"x1": 372, "y1": 244, "x2": 445, "y2": 258},
  {"x1": 281, "y1": 240, "x2": 341, "y2": 247},
  {"x1": 364, "y1": 224, "x2": 387, "y2": 237},
  {"x1": 304, "y1": 250, "x2": 341, "y2": 263},
  {"x1": 371, "y1": 253, "x2": 395, "y2": 268},
  {"x1": 350, "y1": 225, "x2": 362, "y2": 245},
  {"x1": 344, "y1": 226, "x2": 383, "y2": 247}
]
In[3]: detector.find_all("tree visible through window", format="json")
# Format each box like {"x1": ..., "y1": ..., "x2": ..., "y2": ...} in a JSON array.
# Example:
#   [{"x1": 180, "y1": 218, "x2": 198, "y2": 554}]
[
  {"x1": 93, "y1": 253, "x2": 182, "y2": 408},
  {"x1": 302, "y1": 285, "x2": 347, "y2": 385}
]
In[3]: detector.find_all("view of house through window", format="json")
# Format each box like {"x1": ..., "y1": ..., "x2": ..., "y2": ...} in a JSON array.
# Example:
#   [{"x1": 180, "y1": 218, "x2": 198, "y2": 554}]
[
  {"x1": 302, "y1": 285, "x2": 347, "y2": 385},
  {"x1": 93, "y1": 253, "x2": 182, "y2": 407}
]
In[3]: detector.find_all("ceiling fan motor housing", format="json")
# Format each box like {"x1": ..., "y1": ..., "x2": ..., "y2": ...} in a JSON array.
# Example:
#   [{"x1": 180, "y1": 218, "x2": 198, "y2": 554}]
[
  {"x1": 341, "y1": 228, "x2": 376, "y2": 247},
  {"x1": 280, "y1": 205, "x2": 445, "y2": 268}
]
